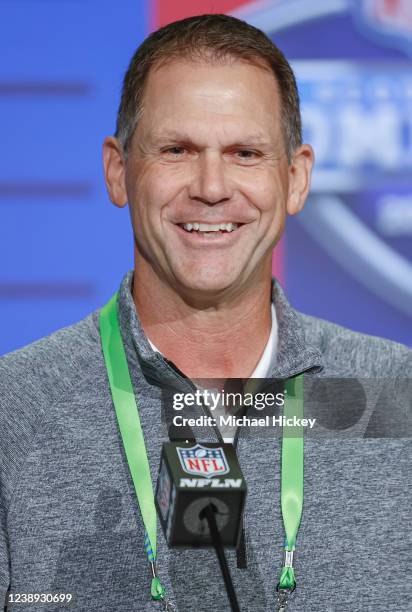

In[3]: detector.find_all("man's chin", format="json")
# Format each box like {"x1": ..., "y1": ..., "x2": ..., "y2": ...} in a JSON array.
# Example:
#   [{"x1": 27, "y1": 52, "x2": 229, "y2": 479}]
[{"x1": 174, "y1": 271, "x2": 241, "y2": 297}]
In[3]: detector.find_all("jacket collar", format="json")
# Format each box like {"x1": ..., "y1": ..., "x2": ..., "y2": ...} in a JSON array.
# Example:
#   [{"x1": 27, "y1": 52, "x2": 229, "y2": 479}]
[
  {"x1": 269, "y1": 278, "x2": 323, "y2": 378},
  {"x1": 117, "y1": 270, "x2": 323, "y2": 386}
]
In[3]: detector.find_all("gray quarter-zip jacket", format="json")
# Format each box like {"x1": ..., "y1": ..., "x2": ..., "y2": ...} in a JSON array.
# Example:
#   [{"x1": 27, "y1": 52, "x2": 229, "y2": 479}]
[{"x1": 0, "y1": 271, "x2": 410, "y2": 611}]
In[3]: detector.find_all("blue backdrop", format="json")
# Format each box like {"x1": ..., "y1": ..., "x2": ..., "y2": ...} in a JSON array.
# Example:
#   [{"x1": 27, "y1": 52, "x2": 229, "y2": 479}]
[
  {"x1": 1, "y1": 0, "x2": 145, "y2": 354},
  {"x1": 1, "y1": 0, "x2": 411, "y2": 355}
]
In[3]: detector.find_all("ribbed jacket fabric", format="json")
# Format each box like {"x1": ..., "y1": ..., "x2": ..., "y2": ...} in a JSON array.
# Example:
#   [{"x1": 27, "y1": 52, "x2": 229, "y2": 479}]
[{"x1": 0, "y1": 271, "x2": 410, "y2": 611}]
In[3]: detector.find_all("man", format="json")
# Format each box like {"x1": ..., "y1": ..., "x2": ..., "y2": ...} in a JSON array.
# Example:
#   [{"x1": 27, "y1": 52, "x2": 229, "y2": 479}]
[{"x1": 0, "y1": 14, "x2": 410, "y2": 612}]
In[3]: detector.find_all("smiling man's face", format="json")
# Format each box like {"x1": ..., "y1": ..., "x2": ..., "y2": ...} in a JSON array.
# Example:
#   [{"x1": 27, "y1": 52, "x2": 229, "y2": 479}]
[{"x1": 105, "y1": 58, "x2": 313, "y2": 297}]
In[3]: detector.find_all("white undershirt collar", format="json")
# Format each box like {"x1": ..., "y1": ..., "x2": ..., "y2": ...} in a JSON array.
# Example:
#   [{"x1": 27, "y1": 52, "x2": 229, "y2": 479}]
[
  {"x1": 147, "y1": 303, "x2": 278, "y2": 378},
  {"x1": 147, "y1": 304, "x2": 277, "y2": 444}
]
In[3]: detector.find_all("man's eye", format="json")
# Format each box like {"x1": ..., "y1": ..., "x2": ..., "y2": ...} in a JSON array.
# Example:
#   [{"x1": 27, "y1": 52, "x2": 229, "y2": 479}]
[
  {"x1": 164, "y1": 146, "x2": 185, "y2": 156},
  {"x1": 236, "y1": 150, "x2": 258, "y2": 160}
]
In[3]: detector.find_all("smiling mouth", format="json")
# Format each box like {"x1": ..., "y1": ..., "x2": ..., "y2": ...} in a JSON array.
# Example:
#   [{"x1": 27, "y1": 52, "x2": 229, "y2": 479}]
[{"x1": 177, "y1": 222, "x2": 242, "y2": 236}]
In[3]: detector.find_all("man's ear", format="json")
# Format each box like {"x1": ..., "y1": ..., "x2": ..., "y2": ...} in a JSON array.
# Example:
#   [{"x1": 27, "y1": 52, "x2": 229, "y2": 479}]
[
  {"x1": 286, "y1": 144, "x2": 314, "y2": 216},
  {"x1": 102, "y1": 136, "x2": 128, "y2": 208}
]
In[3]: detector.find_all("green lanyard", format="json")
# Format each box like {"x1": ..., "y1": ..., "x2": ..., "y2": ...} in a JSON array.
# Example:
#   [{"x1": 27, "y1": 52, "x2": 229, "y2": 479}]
[
  {"x1": 100, "y1": 293, "x2": 167, "y2": 604},
  {"x1": 277, "y1": 375, "x2": 304, "y2": 610},
  {"x1": 99, "y1": 292, "x2": 304, "y2": 610}
]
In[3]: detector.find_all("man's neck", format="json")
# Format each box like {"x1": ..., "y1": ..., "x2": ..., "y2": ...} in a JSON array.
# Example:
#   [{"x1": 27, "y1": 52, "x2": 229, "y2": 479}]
[{"x1": 132, "y1": 265, "x2": 273, "y2": 379}]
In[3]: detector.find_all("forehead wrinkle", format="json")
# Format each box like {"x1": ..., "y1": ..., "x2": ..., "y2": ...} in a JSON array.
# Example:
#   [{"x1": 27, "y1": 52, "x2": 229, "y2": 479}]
[{"x1": 149, "y1": 128, "x2": 273, "y2": 148}]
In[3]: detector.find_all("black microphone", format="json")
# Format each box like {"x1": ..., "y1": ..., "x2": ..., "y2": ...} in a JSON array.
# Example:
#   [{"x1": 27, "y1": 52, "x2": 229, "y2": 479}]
[
  {"x1": 155, "y1": 441, "x2": 247, "y2": 547},
  {"x1": 155, "y1": 441, "x2": 246, "y2": 611}
]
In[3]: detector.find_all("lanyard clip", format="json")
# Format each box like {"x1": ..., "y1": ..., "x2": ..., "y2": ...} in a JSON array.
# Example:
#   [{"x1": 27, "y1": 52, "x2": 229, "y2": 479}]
[
  {"x1": 276, "y1": 585, "x2": 295, "y2": 612},
  {"x1": 150, "y1": 562, "x2": 176, "y2": 610},
  {"x1": 276, "y1": 550, "x2": 296, "y2": 612}
]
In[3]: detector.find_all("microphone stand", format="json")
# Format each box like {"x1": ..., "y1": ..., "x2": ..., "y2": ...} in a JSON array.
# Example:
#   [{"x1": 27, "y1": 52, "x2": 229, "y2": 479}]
[{"x1": 200, "y1": 504, "x2": 241, "y2": 612}]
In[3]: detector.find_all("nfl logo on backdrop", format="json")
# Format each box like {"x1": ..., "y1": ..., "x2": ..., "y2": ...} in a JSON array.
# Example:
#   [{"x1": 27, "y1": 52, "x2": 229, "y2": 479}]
[
  {"x1": 355, "y1": 0, "x2": 412, "y2": 54},
  {"x1": 177, "y1": 444, "x2": 229, "y2": 479},
  {"x1": 231, "y1": 0, "x2": 412, "y2": 319}
]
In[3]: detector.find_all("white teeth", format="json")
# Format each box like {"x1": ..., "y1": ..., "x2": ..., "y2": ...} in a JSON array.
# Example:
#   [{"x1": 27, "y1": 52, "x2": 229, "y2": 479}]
[
  {"x1": 198, "y1": 223, "x2": 218, "y2": 231},
  {"x1": 182, "y1": 222, "x2": 239, "y2": 233}
]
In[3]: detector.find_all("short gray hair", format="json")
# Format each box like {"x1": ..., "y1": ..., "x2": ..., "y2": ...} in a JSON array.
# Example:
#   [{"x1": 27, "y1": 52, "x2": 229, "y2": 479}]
[{"x1": 115, "y1": 13, "x2": 302, "y2": 162}]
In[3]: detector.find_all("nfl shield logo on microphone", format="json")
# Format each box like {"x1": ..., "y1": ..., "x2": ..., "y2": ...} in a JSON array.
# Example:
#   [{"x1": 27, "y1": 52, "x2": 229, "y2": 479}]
[{"x1": 177, "y1": 444, "x2": 230, "y2": 479}]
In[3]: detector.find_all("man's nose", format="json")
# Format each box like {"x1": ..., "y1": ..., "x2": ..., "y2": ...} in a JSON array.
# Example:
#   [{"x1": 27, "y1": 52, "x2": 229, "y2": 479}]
[{"x1": 188, "y1": 151, "x2": 233, "y2": 205}]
